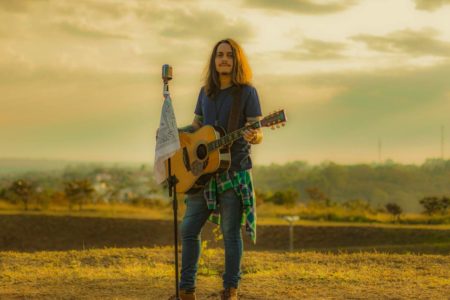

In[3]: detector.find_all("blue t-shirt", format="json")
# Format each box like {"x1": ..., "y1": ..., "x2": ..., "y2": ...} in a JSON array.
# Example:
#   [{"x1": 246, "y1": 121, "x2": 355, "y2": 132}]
[{"x1": 194, "y1": 85, "x2": 262, "y2": 171}]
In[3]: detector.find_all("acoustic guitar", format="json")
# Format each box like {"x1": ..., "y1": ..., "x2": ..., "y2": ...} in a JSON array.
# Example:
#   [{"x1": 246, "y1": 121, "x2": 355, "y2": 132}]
[{"x1": 166, "y1": 109, "x2": 287, "y2": 194}]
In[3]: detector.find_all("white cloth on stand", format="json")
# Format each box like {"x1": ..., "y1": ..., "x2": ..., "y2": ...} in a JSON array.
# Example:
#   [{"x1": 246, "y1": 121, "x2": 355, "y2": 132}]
[{"x1": 154, "y1": 95, "x2": 180, "y2": 184}]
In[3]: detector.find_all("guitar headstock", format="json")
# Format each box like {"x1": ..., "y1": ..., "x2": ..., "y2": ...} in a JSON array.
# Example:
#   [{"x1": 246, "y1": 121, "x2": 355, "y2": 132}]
[{"x1": 261, "y1": 109, "x2": 287, "y2": 130}]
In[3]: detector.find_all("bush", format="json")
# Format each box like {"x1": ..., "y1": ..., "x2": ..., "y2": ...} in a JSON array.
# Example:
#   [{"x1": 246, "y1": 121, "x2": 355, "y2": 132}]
[
  {"x1": 342, "y1": 199, "x2": 372, "y2": 212},
  {"x1": 130, "y1": 197, "x2": 165, "y2": 208},
  {"x1": 265, "y1": 189, "x2": 299, "y2": 207}
]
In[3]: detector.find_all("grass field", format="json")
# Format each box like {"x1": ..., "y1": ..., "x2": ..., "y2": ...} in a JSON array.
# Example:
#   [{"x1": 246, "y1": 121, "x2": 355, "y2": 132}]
[
  {"x1": 1, "y1": 203, "x2": 450, "y2": 299},
  {"x1": 1, "y1": 247, "x2": 449, "y2": 299}
]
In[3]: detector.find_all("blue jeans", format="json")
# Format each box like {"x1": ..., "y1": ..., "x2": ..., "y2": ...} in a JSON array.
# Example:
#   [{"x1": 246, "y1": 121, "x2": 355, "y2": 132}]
[{"x1": 179, "y1": 189, "x2": 243, "y2": 291}]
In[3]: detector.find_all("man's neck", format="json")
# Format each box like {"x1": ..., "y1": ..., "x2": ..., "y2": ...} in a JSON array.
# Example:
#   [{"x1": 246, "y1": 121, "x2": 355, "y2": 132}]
[{"x1": 219, "y1": 74, "x2": 232, "y2": 90}]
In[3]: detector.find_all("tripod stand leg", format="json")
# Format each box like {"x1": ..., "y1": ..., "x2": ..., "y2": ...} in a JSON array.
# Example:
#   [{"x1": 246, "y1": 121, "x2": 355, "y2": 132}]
[{"x1": 168, "y1": 158, "x2": 180, "y2": 299}]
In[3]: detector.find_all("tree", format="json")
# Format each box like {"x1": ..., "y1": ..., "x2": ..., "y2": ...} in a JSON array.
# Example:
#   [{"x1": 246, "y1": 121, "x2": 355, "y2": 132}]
[
  {"x1": 0, "y1": 188, "x2": 6, "y2": 199},
  {"x1": 385, "y1": 203, "x2": 402, "y2": 222},
  {"x1": 306, "y1": 187, "x2": 326, "y2": 201},
  {"x1": 34, "y1": 187, "x2": 52, "y2": 210},
  {"x1": 419, "y1": 196, "x2": 448, "y2": 215},
  {"x1": 306, "y1": 187, "x2": 331, "y2": 206},
  {"x1": 64, "y1": 179, "x2": 94, "y2": 211},
  {"x1": 441, "y1": 197, "x2": 450, "y2": 214},
  {"x1": 9, "y1": 179, "x2": 32, "y2": 211}
]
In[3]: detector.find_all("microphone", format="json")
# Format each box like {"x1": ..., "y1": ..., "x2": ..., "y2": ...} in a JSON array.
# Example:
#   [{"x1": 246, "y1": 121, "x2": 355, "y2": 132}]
[{"x1": 162, "y1": 64, "x2": 173, "y2": 82}]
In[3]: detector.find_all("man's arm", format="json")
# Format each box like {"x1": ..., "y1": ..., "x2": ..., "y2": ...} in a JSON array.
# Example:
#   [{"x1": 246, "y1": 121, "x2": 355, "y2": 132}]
[{"x1": 178, "y1": 114, "x2": 203, "y2": 133}]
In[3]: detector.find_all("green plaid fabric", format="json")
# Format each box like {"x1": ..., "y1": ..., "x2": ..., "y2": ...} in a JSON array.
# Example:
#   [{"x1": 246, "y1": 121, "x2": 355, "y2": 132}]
[{"x1": 204, "y1": 170, "x2": 257, "y2": 244}]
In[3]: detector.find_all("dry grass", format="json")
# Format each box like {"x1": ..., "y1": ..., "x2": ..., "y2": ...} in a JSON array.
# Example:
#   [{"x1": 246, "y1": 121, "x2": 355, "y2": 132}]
[
  {"x1": 256, "y1": 202, "x2": 450, "y2": 225},
  {"x1": 0, "y1": 201, "x2": 173, "y2": 220},
  {"x1": 2, "y1": 200, "x2": 450, "y2": 228},
  {"x1": 1, "y1": 246, "x2": 449, "y2": 299},
  {"x1": 0, "y1": 201, "x2": 17, "y2": 211}
]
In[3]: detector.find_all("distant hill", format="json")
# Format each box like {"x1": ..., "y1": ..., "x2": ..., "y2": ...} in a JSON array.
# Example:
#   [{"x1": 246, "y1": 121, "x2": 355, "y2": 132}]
[
  {"x1": 0, "y1": 158, "x2": 148, "y2": 175},
  {"x1": 252, "y1": 159, "x2": 450, "y2": 212},
  {"x1": 2, "y1": 158, "x2": 450, "y2": 213}
]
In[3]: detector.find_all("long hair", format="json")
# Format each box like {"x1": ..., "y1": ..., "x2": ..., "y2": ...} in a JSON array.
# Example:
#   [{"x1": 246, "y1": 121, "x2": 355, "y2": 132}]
[{"x1": 203, "y1": 38, "x2": 253, "y2": 98}]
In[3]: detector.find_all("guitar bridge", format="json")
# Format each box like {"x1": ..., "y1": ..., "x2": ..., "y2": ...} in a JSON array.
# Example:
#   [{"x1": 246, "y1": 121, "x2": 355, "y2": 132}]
[{"x1": 191, "y1": 160, "x2": 203, "y2": 176}]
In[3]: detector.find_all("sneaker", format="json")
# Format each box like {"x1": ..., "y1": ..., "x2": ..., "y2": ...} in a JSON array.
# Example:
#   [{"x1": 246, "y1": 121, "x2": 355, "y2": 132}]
[{"x1": 168, "y1": 289, "x2": 196, "y2": 300}]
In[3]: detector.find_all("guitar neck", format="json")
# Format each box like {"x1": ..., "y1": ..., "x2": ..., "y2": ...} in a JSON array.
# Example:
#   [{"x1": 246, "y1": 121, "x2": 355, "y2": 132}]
[{"x1": 207, "y1": 122, "x2": 260, "y2": 152}]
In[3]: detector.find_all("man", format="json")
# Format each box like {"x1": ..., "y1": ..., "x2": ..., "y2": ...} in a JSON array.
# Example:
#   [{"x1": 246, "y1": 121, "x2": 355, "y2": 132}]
[{"x1": 176, "y1": 38, "x2": 263, "y2": 300}]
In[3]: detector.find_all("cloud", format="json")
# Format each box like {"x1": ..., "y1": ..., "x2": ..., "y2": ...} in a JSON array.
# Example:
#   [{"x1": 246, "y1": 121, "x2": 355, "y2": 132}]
[
  {"x1": 4, "y1": 0, "x2": 256, "y2": 44},
  {"x1": 413, "y1": 0, "x2": 450, "y2": 11},
  {"x1": 0, "y1": 64, "x2": 157, "y2": 125},
  {"x1": 137, "y1": 6, "x2": 255, "y2": 43},
  {"x1": 0, "y1": 0, "x2": 47, "y2": 13},
  {"x1": 0, "y1": 0, "x2": 244, "y2": 74},
  {"x1": 2, "y1": 59, "x2": 450, "y2": 164},
  {"x1": 243, "y1": 0, "x2": 359, "y2": 15},
  {"x1": 281, "y1": 38, "x2": 347, "y2": 60},
  {"x1": 71, "y1": 0, "x2": 131, "y2": 18},
  {"x1": 35, "y1": 0, "x2": 134, "y2": 19},
  {"x1": 255, "y1": 62, "x2": 450, "y2": 163},
  {"x1": 352, "y1": 28, "x2": 450, "y2": 58},
  {"x1": 57, "y1": 20, "x2": 130, "y2": 40},
  {"x1": 0, "y1": 61, "x2": 199, "y2": 162}
]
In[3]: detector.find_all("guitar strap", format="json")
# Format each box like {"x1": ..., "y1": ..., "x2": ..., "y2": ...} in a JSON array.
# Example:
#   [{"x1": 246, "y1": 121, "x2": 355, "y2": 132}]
[{"x1": 227, "y1": 86, "x2": 243, "y2": 133}]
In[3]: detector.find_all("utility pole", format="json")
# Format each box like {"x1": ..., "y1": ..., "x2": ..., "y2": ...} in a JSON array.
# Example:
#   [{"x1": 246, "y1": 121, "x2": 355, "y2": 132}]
[{"x1": 378, "y1": 137, "x2": 382, "y2": 163}]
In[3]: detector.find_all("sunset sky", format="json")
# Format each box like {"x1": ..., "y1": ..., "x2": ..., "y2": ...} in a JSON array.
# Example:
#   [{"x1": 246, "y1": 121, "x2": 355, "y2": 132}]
[{"x1": 1, "y1": 0, "x2": 449, "y2": 165}]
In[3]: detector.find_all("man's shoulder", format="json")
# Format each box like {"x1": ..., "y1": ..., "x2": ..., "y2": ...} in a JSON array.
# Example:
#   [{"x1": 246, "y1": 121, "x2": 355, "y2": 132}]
[
  {"x1": 239, "y1": 84, "x2": 258, "y2": 99},
  {"x1": 239, "y1": 84, "x2": 255, "y2": 92},
  {"x1": 198, "y1": 86, "x2": 209, "y2": 101}
]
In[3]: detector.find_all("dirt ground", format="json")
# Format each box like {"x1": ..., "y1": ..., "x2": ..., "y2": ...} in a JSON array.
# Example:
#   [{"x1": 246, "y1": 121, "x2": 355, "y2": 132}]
[{"x1": 1, "y1": 214, "x2": 450, "y2": 254}]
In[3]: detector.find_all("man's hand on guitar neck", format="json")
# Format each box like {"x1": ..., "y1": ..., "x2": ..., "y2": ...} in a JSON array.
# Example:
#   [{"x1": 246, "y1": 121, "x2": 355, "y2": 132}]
[{"x1": 243, "y1": 117, "x2": 263, "y2": 145}]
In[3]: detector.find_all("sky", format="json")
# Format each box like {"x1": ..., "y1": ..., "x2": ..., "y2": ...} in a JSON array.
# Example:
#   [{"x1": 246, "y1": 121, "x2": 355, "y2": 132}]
[{"x1": 0, "y1": 0, "x2": 449, "y2": 165}]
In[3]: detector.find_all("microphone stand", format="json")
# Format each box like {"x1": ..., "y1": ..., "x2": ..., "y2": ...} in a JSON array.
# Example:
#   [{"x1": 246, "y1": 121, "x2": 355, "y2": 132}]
[
  {"x1": 162, "y1": 65, "x2": 180, "y2": 300},
  {"x1": 168, "y1": 159, "x2": 180, "y2": 300}
]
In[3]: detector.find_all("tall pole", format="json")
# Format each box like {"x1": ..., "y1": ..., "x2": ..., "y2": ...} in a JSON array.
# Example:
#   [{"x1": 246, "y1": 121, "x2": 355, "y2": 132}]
[
  {"x1": 162, "y1": 64, "x2": 180, "y2": 300},
  {"x1": 378, "y1": 137, "x2": 382, "y2": 163}
]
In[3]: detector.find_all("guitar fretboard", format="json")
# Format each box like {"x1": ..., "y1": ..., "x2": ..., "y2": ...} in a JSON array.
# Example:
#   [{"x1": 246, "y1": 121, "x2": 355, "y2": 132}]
[{"x1": 207, "y1": 122, "x2": 261, "y2": 152}]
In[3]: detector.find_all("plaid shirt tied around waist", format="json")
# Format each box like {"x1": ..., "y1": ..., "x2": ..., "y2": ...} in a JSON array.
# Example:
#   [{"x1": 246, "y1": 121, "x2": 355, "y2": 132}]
[{"x1": 204, "y1": 169, "x2": 257, "y2": 244}]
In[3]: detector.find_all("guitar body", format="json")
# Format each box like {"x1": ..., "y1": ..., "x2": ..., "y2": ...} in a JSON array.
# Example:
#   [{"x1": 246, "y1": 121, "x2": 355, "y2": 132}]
[
  {"x1": 165, "y1": 125, "x2": 231, "y2": 194},
  {"x1": 164, "y1": 109, "x2": 287, "y2": 194}
]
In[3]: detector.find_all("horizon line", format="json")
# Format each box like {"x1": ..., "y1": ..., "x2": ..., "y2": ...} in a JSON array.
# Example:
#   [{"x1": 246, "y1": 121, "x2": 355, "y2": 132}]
[{"x1": 1, "y1": 156, "x2": 449, "y2": 167}]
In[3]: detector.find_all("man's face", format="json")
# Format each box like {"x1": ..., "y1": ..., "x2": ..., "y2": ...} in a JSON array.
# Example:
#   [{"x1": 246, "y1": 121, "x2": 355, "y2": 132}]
[{"x1": 215, "y1": 42, "x2": 233, "y2": 75}]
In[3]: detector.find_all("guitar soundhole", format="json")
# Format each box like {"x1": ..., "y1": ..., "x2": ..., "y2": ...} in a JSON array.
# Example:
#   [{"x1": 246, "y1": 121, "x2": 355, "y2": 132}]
[{"x1": 196, "y1": 144, "x2": 207, "y2": 160}]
